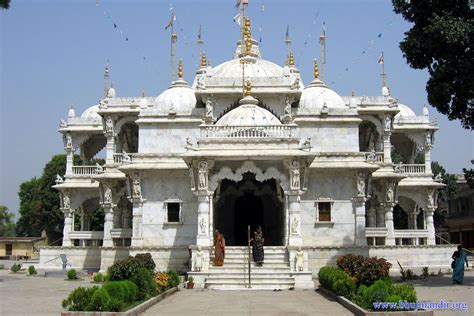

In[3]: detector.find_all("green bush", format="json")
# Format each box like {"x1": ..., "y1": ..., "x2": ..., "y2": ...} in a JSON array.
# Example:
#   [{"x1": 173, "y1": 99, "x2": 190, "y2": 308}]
[
  {"x1": 167, "y1": 270, "x2": 180, "y2": 288},
  {"x1": 93, "y1": 272, "x2": 103, "y2": 283},
  {"x1": 10, "y1": 263, "x2": 21, "y2": 273},
  {"x1": 337, "y1": 254, "x2": 392, "y2": 286},
  {"x1": 130, "y1": 268, "x2": 157, "y2": 300},
  {"x1": 102, "y1": 281, "x2": 125, "y2": 302},
  {"x1": 28, "y1": 265, "x2": 37, "y2": 275},
  {"x1": 333, "y1": 277, "x2": 356, "y2": 298},
  {"x1": 107, "y1": 298, "x2": 124, "y2": 312},
  {"x1": 0, "y1": 264, "x2": 4, "y2": 269},
  {"x1": 67, "y1": 269, "x2": 77, "y2": 280},
  {"x1": 393, "y1": 284, "x2": 417, "y2": 302},
  {"x1": 121, "y1": 280, "x2": 138, "y2": 303},
  {"x1": 107, "y1": 253, "x2": 156, "y2": 281},
  {"x1": 62, "y1": 286, "x2": 98, "y2": 311},
  {"x1": 318, "y1": 266, "x2": 355, "y2": 298},
  {"x1": 364, "y1": 280, "x2": 393, "y2": 306},
  {"x1": 385, "y1": 294, "x2": 402, "y2": 311},
  {"x1": 87, "y1": 288, "x2": 110, "y2": 311}
]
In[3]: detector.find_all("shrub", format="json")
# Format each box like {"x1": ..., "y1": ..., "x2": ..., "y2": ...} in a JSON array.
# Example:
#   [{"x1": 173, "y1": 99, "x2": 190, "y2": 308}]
[
  {"x1": 187, "y1": 276, "x2": 194, "y2": 283},
  {"x1": 107, "y1": 298, "x2": 124, "y2": 312},
  {"x1": 155, "y1": 272, "x2": 170, "y2": 292},
  {"x1": 337, "y1": 254, "x2": 392, "y2": 286},
  {"x1": 121, "y1": 280, "x2": 138, "y2": 303},
  {"x1": 364, "y1": 280, "x2": 393, "y2": 306},
  {"x1": 130, "y1": 268, "x2": 157, "y2": 300},
  {"x1": 333, "y1": 277, "x2": 356, "y2": 298},
  {"x1": 0, "y1": 263, "x2": 5, "y2": 269},
  {"x1": 385, "y1": 294, "x2": 402, "y2": 311},
  {"x1": 135, "y1": 253, "x2": 156, "y2": 271},
  {"x1": 67, "y1": 269, "x2": 77, "y2": 280},
  {"x1": 87, "y1": 288, "x2": 110, "y2": 311},
  {"x1": 28, "y1": 265, "x2": 37, "y2": 275},
  {"x1": 107, "y1": 253, "x2": 156, "y2": 281},
  {"x1": 318, "y1": 266, "x2": 355, "y2": 298},
  {"x1": 93, "y1": 272, "x2": 103, "y2": 283},
  {"x1": 10, "y1": 263, "x2": 21, "y2": 273},
  {"x1": 102, "y1": 281, "x2": 125, "y2": 302},
  {"x1": 393, "y1": 284, "x2": 417, "y2": 302},
  {"x1": 167, "y1": 270, "x2": 180, "y2": 288},
  {"x1": 422, "y1": 267, "x2": 429, "y2": 278},
  {"x1": 62, "y1": 286, "x2": 98, "y2": 311}
]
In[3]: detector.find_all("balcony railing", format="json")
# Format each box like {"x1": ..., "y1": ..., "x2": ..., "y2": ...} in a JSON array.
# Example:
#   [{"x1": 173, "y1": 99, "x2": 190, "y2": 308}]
[
  {"x1": 110, "y1": 229, "x2": 133, "y2": 239},
  {"x1": 365, "y1": 227, "x2": 388, "y2": 238},
  {"x1": 364, "y1": 152, "x2": 384, "y2": 163},
  {"x1": 69, "y1": 231, "x2": 104, "y2": 240},
  {"x1": 113, "y1": 153, "x2": 136, "y2": 164},
  {"x1": 201, "y1": 125, "x2": 296, "y2": 138},
  {"x1": 395, "y1": 164, "x2": 426, "y2": 175},
  {"x1": 71, "y1": 165, "x2": 104, "y2": 176}
]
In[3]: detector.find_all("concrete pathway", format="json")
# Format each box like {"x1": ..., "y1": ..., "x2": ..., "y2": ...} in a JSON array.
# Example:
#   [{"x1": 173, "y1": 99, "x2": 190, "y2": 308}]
[{"x1": 142, "y1": 288, "x2": 352, "y2": 316}]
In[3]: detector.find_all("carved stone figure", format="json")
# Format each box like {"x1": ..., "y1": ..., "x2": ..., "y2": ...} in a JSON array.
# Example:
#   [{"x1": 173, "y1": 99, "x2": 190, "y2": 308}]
[
  {"x1": 198, "y1": 161, "x2": 208, "y2": 190},
  {"x1": 290, "y1": 76, "x2": 300, "y2": 90},
  {"x1": 62, "y1": 190, "x2": 71, "y2": 209},
  {"x1": 384, "y1": 115, "x2": 392, "y2": 131},
  {"x1": 295, "y1": 247, "x2": 304, "y2": 271},
  {"x1": 386, "y1": 185, "x2": 394, "y2": 203},
  {"x1": 197, "y1": 76, "x2": 206, "y2": 90},
  {"x1": 132, "y1": 173, "x2": 141, "y2": 198},
  {"x1": 122, "y1": 150, "x2": 131, "y2": 163},
  {"x1": 357, "y1": 172, "x2": 366, "y2": 196},
  {"x1": 284, "y1": 97, "x2": 292, "y2": 115},
  {"x1": 199, "y1": 217, "x2": 206, "y2": 235},
  {"x1": 291, "y1": 217, "x2": 299, "y2": 234},
  {"x1": 95, "y1": 163, "x2": 103, "y2": 173},
  {"x1": 194, "y1": 246, "x2": 203, "y2": 271},
  {"x1": 290, "y1": 160, "x2": 300, "y2": 190},
  {"x1": 56, "y1": 174, "x2": 64, "y2": 183},
  {"x1": 189, "y1": 168, "x2": 196, "y2": 191},
  {"x1": 59, "y1": 119, "x2": 67, "y2": 128},
  {"x1": 105, "y1": 117, "x2": 114, "y2": 135},
  {"x1": 205, "y1": 97, "x2": 213, "y2": 118},
  {"x1": 63, "y1": 134, "x2": 72, "y2": 149},
  {"x1": 104, "y1": 185, "x2": 113, "y2": 204}
]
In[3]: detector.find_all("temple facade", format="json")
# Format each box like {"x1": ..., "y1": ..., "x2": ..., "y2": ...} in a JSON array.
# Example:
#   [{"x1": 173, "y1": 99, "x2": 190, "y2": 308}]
[{"x1": 39, "y1": 16, "x2": 452, "y2": 289}]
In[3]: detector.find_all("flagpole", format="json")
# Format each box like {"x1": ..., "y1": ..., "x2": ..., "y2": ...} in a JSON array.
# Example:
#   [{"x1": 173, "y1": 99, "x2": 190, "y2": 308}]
[{"x1": 319, "y1": 22, "x2": 326, "y2": 82}]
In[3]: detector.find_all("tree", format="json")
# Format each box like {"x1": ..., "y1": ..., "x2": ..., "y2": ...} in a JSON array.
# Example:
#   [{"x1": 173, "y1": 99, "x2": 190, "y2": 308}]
[
  {"x1": 463, "y1": 167, "x2": 474, "y2": 188},
  {"x1": 392, "y1": 0, "x2": 474, "y2": 129},
  {"x1": 0, "y1": 205, "x2": 16, "y2": 237},
  {"x1": 0, "y1": 0, "x2": 10, "y2": 9},
  {"x1": 431, "y1": 161, "x2": 458, "y2": 229},
  {"x1": 16, "y1": 154, "x2": 69, "y2": 242}
]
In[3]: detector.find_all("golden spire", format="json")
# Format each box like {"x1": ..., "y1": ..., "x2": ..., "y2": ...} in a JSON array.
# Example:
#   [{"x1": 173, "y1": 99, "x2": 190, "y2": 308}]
[
  {"x1": 313, "y1": 58, "x2": 319, "y2": 79},
  {"x1": 288, "y1": 51, "x2": 295, "y2": 66},
  {"x1": 244, "y1": 80, "x2": 252, "y2": 96},
  {"x1": 178, "y1": 59, "x2": 183, "y2": 79},
  {"x1": 200, "y1": 53, "x2": 207, "y2": 67},
  {"x1": 244, "y1": 17, "x2": 252, "y2": 56}
]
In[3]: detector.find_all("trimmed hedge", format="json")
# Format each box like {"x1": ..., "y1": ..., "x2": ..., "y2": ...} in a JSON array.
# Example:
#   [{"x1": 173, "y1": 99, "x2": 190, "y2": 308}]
[
  {"x1": 318, "y1": 266, "x2": 356, "y2": 298},
  {"x1": 336, "y1": 254, "x2": 392, "y2": 286},
  {"x1": 107, "y1": 253, "x2": 156, "y2": 281},
  {"x1": 62, "y1": 286, "x2": 99, "y2": 311}
]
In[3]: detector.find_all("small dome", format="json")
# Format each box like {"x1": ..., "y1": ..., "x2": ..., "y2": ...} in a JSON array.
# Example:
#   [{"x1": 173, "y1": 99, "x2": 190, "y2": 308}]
[
  {"x1": 299, "y1": 79, "x2": 345, "y2": 114},
  {"x1": 212, "y1": 58, "x2": 284, "y2": 79},
  {"x1": 216, "y1": 96, "x2": 281, "y2": 126},
  {"x1": 395, "y1": 103, "x2": 416, "y2": 119},
  {"x1": 68, "y1": 106, "x2": 76, "y2": 118},
  {"x1": 154, "y1": 79, "x2": 196, "y2": 115},
  {"x1": 81, "y1": 105, "x2": 101, "y2": 121}
]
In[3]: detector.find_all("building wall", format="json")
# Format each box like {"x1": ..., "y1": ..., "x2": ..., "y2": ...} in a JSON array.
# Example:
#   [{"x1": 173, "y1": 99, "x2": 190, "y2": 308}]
[
  {"x1": 139, "y1": 122, "x2": 200, "y2": 154},
  {"x1": 0, "y1": 241, "x2": 46, "y2": 257}
]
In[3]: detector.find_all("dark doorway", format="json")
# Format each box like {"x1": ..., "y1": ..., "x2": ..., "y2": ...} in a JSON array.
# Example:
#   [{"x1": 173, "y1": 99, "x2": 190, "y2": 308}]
[
  {"x1": 6, "y1": 244, "x2": 12, "y2": 256},
  {"x1": 234, "y1": 192, "x2": 263, "y2": 246},
  {"x1": 214, "y1": 173, "x2": 284, "y2": 246}
]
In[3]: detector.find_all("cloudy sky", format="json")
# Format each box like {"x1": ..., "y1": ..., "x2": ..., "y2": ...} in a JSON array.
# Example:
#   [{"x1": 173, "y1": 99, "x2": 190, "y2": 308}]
[{"x1": 1, "y1": 0, "x2": 472, "y2": 218}]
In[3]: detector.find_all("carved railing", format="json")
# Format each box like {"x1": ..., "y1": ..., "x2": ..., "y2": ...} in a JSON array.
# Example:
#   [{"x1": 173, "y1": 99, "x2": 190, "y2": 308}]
[
  {"x1": 72, "y1": 165, "x2": 103, "y2": 175},
  {"x1": 394, "y1": 229, "x2": 429, "y2": 245},
  {"x1": 364, "y1": 152, "x2": 384, "y2": 163},
  {"x1": 201, "y1": 125, "x2": 296, "y2": 138},
  {"x1": 110, "y1": 229, "x2": 133, "y2": 239},
  {"x1": 205, "y1": 76, "x2": 293, "y2": 87},
  {"x1": 365, "y1": 227, "x2": 388, "y2": 238},
  {"x1": 396, "y1": 164, "x2": 426, "y2": 175},
  {"x1": 113, "y1": 153, "x2": 136, "y2": 164},
  {"x1": 69, "y1": 231, "x2": 104, "y2": 240}
]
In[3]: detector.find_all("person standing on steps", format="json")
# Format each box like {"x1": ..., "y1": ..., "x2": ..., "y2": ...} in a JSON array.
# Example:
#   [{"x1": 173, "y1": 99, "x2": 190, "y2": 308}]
[
  {"x1": 214, "y1": 230, "x2": 225, "y2": 266},
  {"x1": 251, "y1": 226, "x2": 264, "y2": 267}
]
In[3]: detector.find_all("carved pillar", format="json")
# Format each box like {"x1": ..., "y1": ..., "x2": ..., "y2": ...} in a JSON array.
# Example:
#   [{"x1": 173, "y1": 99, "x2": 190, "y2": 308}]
[
  {"x1": 128, "y1": 172, "x2": 144, "y2": 247},
  {"x1": 100, "y1": 181, "x2": 115, "y2": 247},
  {"x1": 376, "y1": 206, "x2": 385, "y2": 227},
  {"x1": 209, "y1": 194, "x2": 214, "y2": 245},
  {"x1": 104, "y1": 116, "x2": 116, "y2": 164},
  {"x1": 382, "y1": 115, "x2": 392, "y2": 164},
  {"x1": 197, "y1": 195, "x2": 211, "y2": 247},
  {"x1": 288, "y1": 194, "x2": 302, "y2": 246},
  {"x1": 384, "y1": 181, "x2": 396, "y2": 245},
  {"x1": 353, "y1": 171, "x2": 367, "y2": 246},
  {"x1": 367, "y1": 207, "x2": 376, "y2": 227},
  {"x1": 63, "y1": 134, "x2": 74, "y2": 176},
  {"x1": 424, "y1": 132, "x2": 433, "y2": 174},
  {"x1": 61, "y1": 190, "x2": 72, "y2": 247},
  {"x1": 425, "y1": 189, "x2": 436, "y2": 245}
]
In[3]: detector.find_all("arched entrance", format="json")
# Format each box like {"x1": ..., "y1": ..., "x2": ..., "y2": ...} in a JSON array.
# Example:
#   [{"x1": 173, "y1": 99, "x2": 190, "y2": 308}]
[{"x1": 214, "y1": 173, "x2": 284, "y2": 246}]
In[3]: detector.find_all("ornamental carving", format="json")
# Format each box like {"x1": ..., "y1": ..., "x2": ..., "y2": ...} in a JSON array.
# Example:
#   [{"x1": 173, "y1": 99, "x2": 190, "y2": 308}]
[
  {"x1": 189, "y1": 168, "x2": 196, "y2": 191},
  {"x1": 199, "y1": 217, "x2": 207, "y2": 235},
  {"x1": 383, "y1": 115, "x2": 392, "y2": 132},
  {"x1": 104, "y1": 116, "x2": 114, "y2": 136},
  {"x1": 356, "y1": 171, "x2": 366, "y2": 197},
  {"x1": 63, "y1": 134, "x2": 73, "y2": 150},
  {"x1": 291, "y1": 216, "x2": 299, "y2": 234},
  {"x1": 198, "y1": 161, "x2": 208, "y2": 190},
  {"x1": 290, "y1": 160, "x2": 301, "y2": 190},
  {"x1": 205, "y1": 97, "x2": 214, "y2": 119},
  {"x1": 62, "y1": 190, "x2": 71, "y2": 210},
  {"x1": 131, "y1": 172, "x2": 141, "y2": 199}
]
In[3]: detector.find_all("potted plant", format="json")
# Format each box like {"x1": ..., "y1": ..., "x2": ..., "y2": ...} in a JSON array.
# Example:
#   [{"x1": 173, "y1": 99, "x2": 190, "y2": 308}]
[{"x1": 186, "y1": 276, "x2": 194, "y2": 289}]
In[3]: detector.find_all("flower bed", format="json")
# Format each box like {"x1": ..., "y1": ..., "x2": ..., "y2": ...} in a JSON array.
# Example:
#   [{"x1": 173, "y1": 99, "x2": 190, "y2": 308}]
[
  {"x1": 318, "y1": 254, "x2": 428, "y2": 314},
  {"x1": 62, "y1": 253, "x2": 180, "y2": 313}
]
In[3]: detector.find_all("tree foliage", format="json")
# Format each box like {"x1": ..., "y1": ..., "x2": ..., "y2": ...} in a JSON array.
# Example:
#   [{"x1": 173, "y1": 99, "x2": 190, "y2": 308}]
[
  {"x1": 463, "y1": 167, "x2": 474, "y2": 188},
  {"x1": 16, "y1": 154, "x2": 68, "y2": 242},
  {"x1": 392, "y1": 0, "x2": 474, "y2": 129},
  {"x1": 0, "y1": 0, "x2": 10, "y2": 9},
  {"x1": 0, "y1": 205, "x2": 16, "y2": 237}
]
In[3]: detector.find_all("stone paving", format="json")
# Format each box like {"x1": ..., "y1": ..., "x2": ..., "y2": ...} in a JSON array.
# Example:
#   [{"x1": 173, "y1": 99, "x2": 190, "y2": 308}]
[{"x1": 0, "y1": 259, "x2": 472, "y2": 316}]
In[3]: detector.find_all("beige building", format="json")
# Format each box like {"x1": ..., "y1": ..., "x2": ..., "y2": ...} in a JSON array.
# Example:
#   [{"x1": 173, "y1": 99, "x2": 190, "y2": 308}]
[{"x1": 0, "y1": 236, "x2": 47, "y2": 259}]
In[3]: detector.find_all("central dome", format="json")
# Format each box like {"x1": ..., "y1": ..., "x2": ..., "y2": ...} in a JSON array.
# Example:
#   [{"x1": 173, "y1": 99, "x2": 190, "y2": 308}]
[{"x1": 216, "y1": 96, "x2": 281, "y2": 126}]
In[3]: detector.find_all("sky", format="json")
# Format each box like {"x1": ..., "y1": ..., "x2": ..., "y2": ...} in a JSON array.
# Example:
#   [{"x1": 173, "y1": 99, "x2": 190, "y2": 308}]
[{"x1": 1, "y1": 0, "x2": 472, "y2": 219}]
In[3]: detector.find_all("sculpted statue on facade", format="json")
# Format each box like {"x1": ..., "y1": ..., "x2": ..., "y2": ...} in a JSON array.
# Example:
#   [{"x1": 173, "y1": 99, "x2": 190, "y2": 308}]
[
  {"x1": 291, "y1": 217, "x2": 299, "y2": 234},
  {"x1": 205, "y1": 97, "x2": 213, "y2": 118},
  {"x1": 290, "y1": 160, "x2": 300, "y2": 190},
  {"x1": 199, "y1": 217, "x2": 207, "y2": 235},
  {"x1": 131, "y1": 173, "x2": 141, "y2": 199},
  {"x1": 59, "y1": 119, "x2": 67, "y2": 128},
  {"x1": 62, "y1": 190, "x2": 71, "y2": 209},
  {"x1": 384, "y1": 115, "x2": 392, "y2": 132},
  {"x1": 284, "y1": 97, "x2": 292, "y2": 115},
  {"x1": 386, "y1": 184, "x2": 394, "y2": 203},
  {"x1": 122, "y1": 150, "x2": 131, "y2": 163},
  {"x1": 198, "y1": 161, "x2": 208, "y2": 190},
  {"x1": 104, "y1": 185, "x2": 113, "y2": 204},
  {"x1": 290, "y1": 76, "x2": 300, "y2": 90},
  {"x1": 295, "y1": 247, "x2": 304, "y2": 271},
  {"x1": 55, "y1": 174, "x2": 64, "y2": 183},
  {"x1": 104, "y1": 117, "x2": 114, "y2": 136},
  {"x1": 63, "y1": 134, "x2": 73, "y2": 149},
  {"x1": 189, "y1": 168, "x2": 196, "y2": 191},
  {"x1": 95, "y1": 163, "x2": 104, "y2": 173},
  {"x1": 194, "y1": 246, "x2": 203, "y2": 272},
  {"x1": 357, "y1": 172, "x2": 366, "y2": 196},
  {"x1": 196, "y1": 75, "x2": 206, "y2": 90}
]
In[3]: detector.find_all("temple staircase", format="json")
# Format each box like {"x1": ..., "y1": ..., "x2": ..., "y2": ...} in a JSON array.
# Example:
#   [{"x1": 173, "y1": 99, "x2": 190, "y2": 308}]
[{"x1": 197, "y1": 246, "x2": 313, "y2": 290}]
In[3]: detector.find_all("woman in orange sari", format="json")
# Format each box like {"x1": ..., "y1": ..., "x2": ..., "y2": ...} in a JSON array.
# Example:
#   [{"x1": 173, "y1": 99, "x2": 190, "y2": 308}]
[{"x1": 214, "y1": 230, "x2": 225, "y2": 266}]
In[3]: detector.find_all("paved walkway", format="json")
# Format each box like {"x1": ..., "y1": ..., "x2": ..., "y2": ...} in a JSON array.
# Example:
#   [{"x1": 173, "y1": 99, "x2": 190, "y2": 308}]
[{"x1": 142, "y1": 288, "x2": 351, "y2": 316}]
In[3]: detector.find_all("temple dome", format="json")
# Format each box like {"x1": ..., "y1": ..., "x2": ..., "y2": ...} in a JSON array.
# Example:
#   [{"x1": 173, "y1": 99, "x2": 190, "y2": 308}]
[
  {"x1": 216, "y1": 95, "x2": 281, "y2": 126},
  {"x1": 81, "y1": 105, "x2": 101, "y2": 121},
  {"x1": 299, "y1": 79, "x2": 345, "y2": 114},
  {"x1": 395, "y1": 103, "x2": 416, "y2": 119},
  {"x1": 154, "y1": 79, "x2": 196, "y2": 115}
]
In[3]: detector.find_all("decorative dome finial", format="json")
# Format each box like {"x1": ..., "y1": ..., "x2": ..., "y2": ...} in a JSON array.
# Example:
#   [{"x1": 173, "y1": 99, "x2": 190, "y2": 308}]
[
  {"x1": 313, "y1": 59, "x2": 319, "y2": 79},
  {"x1": 244, "y1": 17, "x2": 252, "y2": 56},
  {"x1": 178, "y1": 59, "x2": 183, "y2": 79},
  {"x1": 200, "y1": 53, "x2": 207, "y2": 68},
  {"x1": 288, "y1": 51, "x2": 295, "y2": 66},
  {"x1": 244, "y1": 80, "x2": 252, "y2": 96}
]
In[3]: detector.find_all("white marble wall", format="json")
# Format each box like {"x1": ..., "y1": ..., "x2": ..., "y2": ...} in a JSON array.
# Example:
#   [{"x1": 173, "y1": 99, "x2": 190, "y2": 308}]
[
  {"x1": 139, "y1": 122, "x2": 200, "y2": 154},
  {"x1": 298, "y1": 122, "x2": 360, "y2": 152}
]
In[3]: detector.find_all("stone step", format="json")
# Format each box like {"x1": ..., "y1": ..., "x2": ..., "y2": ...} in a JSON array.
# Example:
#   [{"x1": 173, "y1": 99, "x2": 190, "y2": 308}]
[
  {"x1": 205, "y1": 280, "x2": 295, "y2": 290},
  {"x1": 209, "y1": 267, "x2": 291, "y2": 273}
]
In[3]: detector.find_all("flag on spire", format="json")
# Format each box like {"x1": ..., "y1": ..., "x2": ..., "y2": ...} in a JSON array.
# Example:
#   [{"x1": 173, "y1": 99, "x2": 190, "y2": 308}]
[
  {"x1": 165, "y1": 13, "x2": 176, "y2": 30},
  {"x1": 285, "y1": 25, "x2": 290, "y2": 41},
  {"x1": 378, "y1": 53, "x2": 384, "y2": 64}
]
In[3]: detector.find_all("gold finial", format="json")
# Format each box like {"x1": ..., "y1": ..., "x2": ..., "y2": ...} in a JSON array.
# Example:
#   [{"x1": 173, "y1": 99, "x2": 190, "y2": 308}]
[
  {"x1": 351, "y1": 90, "x2": 355, "y2": 97},
  {"x1": 178, "y1": 59, "x2": 183, "y2": 79},
  {"x1": 200, "y1": 53, "x2": 207, "y2": 67},
  {"x1": 244, "y1": 80, "x2": 252, "y2": 96},
  {"x1": 289, "y1": 51, "x2": 295, "y2": 66},
  {"x1": 244, "y1": 17, "x2": 252, "y2": 56},
  {"x1": 313, "y1": 58, "x2": 319, "y2": 79}
]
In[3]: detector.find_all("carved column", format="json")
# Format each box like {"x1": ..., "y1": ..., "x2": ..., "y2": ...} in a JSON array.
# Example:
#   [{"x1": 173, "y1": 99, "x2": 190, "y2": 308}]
[
  {"x1": 129, "y1": 172, "x2": 144, "y2": 247},
  {"x1": 382, "y1": 115, "x2": 392, "y2": 164},
  {"x1": 104, "y1": 116, "x2": 116, "y2": 164},
  {"x1": 63, "y1": 133, "x2": 74, "y2": 176},
  {"x1": 288, "y1": 194, "x2": 303, "y2": 246},
  {"x1": 367, "y1": 207, "x2": 376, "y2": 227},
  {"x1": 425, "y1": 190, "x2": 436, "y2": 245},
  {"x1": 353, "y1": 171, "x2": 367, "y2": 246},
  {"x1": 197, "y1": 195, "x2": 211, "y2": 247},
  {"x1": 384, "y1": 181, "x2": 396, "y2": 245},
  {"x1": 101, "y1": 181, "x2": 115, "y2": 247},
  {"x1": 376, "y1": 206, "x2": 385, "y2": 227},
  {"x1": 61, "y1": 190, "x2": 72, "y2": 247},
  {"x1": 424, "y1": 132, "x2": 433, "y2": 174}
]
